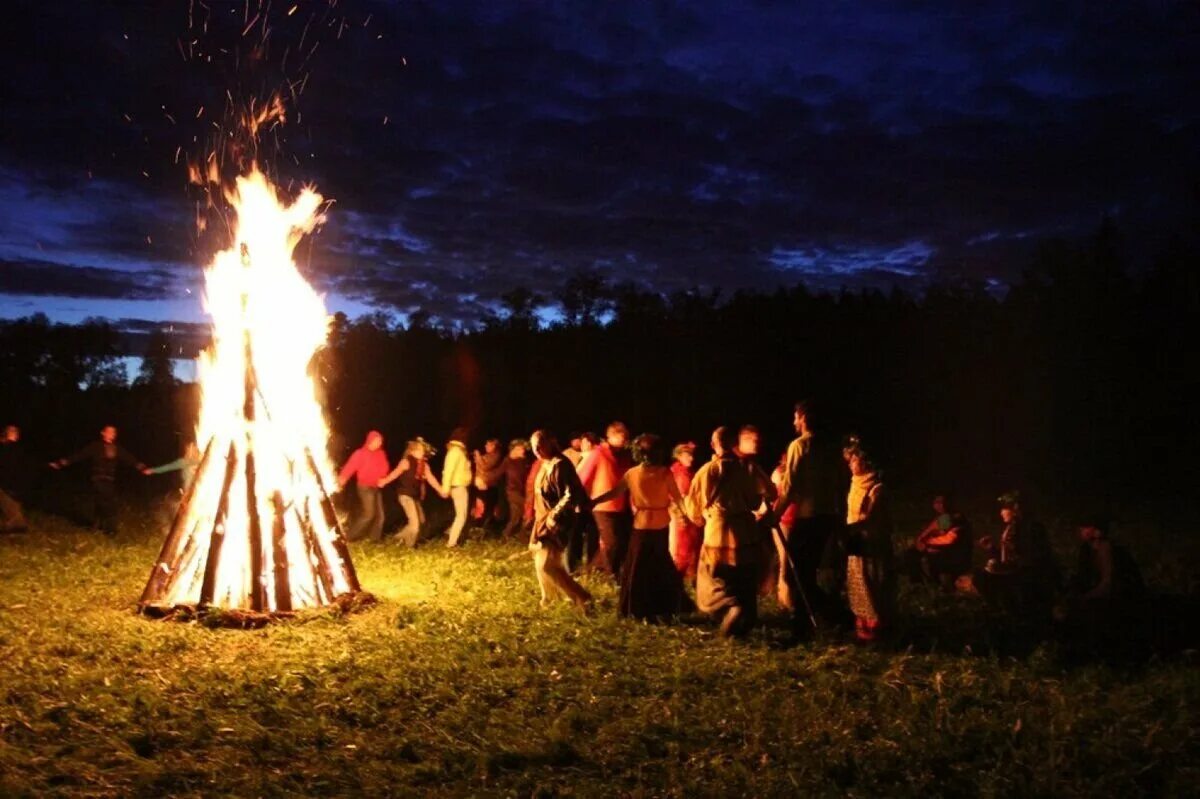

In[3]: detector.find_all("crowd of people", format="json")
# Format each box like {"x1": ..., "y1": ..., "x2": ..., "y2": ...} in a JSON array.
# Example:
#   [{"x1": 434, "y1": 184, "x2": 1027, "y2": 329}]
[
  {"x1": 331, "y1": 401, "x2": 1149, "y2": 648},
  {"x1": 0, "y1": 402, "x2": 1151, "y2": 653}
]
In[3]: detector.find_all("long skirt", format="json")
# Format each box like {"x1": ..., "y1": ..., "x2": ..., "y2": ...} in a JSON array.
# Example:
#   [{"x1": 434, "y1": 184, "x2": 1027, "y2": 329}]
[
  {"x1": 847, "y1": 554, "x2": 895, "y2": 640},
  {"x1": 619, "y1": 527, "x2": 684, "y2": 621}
]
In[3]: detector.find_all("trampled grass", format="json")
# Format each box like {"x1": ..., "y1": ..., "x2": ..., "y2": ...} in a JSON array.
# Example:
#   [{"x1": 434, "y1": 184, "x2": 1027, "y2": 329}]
[{"x1": 1, "y1": 506, "x2": 1197, "y2": 797}]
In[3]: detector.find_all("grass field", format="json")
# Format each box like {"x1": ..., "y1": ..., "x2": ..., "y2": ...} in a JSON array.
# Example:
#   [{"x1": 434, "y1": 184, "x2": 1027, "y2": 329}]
[{"x1": 1, "y1": 504, "x2": 1198, "y2": 797}]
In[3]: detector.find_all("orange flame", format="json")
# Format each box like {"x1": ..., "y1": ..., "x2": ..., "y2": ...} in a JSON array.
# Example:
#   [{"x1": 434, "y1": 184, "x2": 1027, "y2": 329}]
[{"x1": 147, "y1": 167, "x2": 356, "y2": 612}]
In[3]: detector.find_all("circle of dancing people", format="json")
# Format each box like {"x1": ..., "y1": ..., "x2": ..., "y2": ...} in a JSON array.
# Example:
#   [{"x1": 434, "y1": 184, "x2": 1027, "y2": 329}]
[
  {"x1": 0, "y1": 404, "x2": 1153, "y2": 654},
  {"x1": 326, "y1": 401, "x2": 1151, "y2": 651}
]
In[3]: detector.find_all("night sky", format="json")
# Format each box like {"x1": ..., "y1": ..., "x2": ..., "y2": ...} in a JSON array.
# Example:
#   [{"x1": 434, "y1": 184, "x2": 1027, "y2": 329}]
[{"x1": 2, "y1": 1, "x2": 1198, "y2": 330}]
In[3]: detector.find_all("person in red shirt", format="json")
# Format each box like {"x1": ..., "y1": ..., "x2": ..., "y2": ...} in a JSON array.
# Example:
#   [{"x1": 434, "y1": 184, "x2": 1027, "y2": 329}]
[
  {"x1": 669, "y1": 441, "x2": 701, "y2": 581},
  {"x1": 338, "y1": 430, "x2": 390, "y2": 542},
  {"x1": 577, "y1": 421, "x2": 633, "y2": 577}
]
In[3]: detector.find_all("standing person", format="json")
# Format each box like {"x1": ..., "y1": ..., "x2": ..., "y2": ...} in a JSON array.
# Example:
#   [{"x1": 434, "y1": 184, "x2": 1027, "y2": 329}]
[
  {"x1": 337, "y1": 431, "x2": 390, "y2": 542},
  {"x1": 441, "y1": 427, "x2": 473, "y2": 547},
  {"x1": 685, "y1": 426, "x2": 764, "y2": 638},
  {"x1": 50, "y1": 425, "x2": 150, "y2": 536},
  {"x1": 772, "y1": 401, "x2": 842, "y2": 629},
  {"x1": 736, "y1": 424, "x2": 779, "y2": 598},
  {"x1": 147, "y1": 439, "x2": 202, "y2": 528},
  {"x1": 577, "y1": 421, "x2": 633, "y2": 577},
  {"x1": 669, "y1": 442, "x2": 701, "y2": 581},
  {"x1": 379, "y1": 438, "x2": 443, "y2": 547},
  {"x1": 528, "y1": 430, "x2": 593, "y2": 610},
  {"x1": 568, "y1": 432, "x2": 602, "y2": 572},
  {"x1": 841, "y1": 444, "x2": 896, "y2": 643},
  {"x1": 592, "y1": 434, "x2": 687, "y2": 621},
  {"x1": 483, "y1": 439, "x2": 533, "y2": 541},
  {"x1": 473, "y1": 438, "x2": 504, "y2": 531},
  {"x1": 0, "y1": 425, "x2": 29, "y2": 532}
]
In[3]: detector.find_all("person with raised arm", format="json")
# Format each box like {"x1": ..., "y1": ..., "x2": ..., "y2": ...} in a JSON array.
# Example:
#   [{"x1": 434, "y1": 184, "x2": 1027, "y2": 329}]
[{"x1": 50, "y1": 424, "x2": 150, "y2": 536}]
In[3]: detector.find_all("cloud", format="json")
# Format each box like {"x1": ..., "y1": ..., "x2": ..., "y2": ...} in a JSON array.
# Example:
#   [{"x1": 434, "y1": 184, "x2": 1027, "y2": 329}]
[
  {"x1": 0, "y1": 0, "x2": 1198, "y2": 322},
  {"x1": 0, "y1": 258, "x2": 180, "y2": 300}
]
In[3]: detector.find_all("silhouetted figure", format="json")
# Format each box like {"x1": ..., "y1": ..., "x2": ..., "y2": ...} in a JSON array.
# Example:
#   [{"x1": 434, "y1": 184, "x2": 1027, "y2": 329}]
[
  {"x1": 483, "y1": 439, "x2": 533, "y2": 541},
  {"x1": 685, "y1": 426, "x2": 764, "y2": 638},
  {"x1": 472, "y1": 438, "x2": 503, "y2": 529},
  {"x1": 669, "y1": 441, "x2": 701, "y2": 581},
  {"x1": 338, "y1": 431, "x2": 390, "y2": 542},
  {"x1": 578, "y1": 421, "x2": 633, "y2": 577},
  {"x1": 902, "y1": 494, "x2": 973, "y2": 591},
  {"x1": 379, "y1": 438, "x2": 443, "y2": 547},
  {"x1": 1057, "y1": 518, "x2": 1146, "y2": 659},
  {"x1": 969, "y1": 491, "x2": 1058, "y2": 623},
  {"x1": 840, "y1": 444, "x2": 896, "y2": 643},
  {"x1": 50, "y1": 425, "x2": 149, "y2": 536},
  {"x1": 593, "y1": 434, "x2": 687, "y2": 622},
  {"x1": 0, "y1": 425, "x2": 29, "y2": 532},
  {"x1": 528, "y1": 430, "x2": 593, "y2": 610}
]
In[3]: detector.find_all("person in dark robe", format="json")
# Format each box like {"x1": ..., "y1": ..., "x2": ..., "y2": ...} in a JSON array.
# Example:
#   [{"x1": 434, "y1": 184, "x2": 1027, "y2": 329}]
[
  {"x1": 472, "y1": 438, "x2": 504, "y2": 531},
  {"x1": 968, "y1": 491, "x2": 1059, "y2": 623},
  {"x1": 902, "y1": 494, "x2": 973, "y2": 591},
  {"x1": 483, "y1": 438, "x2": 533, "y2": 541},
  {"x1": 528, "y1": 430, "x2": 593, "y2": 610},
  {"x1": 685, "y1": 426, "x2": 764, "y2": 638},
  {"x1": 592, "y1": 434, "x2": 687, "y2": 622},
  {"x1": 50, "y1": 425, "x2": 150, "y2": 535}
]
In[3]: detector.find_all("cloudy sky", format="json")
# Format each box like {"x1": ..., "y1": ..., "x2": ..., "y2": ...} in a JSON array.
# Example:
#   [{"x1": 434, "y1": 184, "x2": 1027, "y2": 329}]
[{"x1": 2, "y1": 0, "x2": 1198, "y2": 329}]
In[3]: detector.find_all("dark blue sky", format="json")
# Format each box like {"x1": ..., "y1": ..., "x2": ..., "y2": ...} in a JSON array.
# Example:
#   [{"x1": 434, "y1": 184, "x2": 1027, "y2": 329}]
[{"x1": 2, "y1": 0, "x2": 1198, "y2": 329}]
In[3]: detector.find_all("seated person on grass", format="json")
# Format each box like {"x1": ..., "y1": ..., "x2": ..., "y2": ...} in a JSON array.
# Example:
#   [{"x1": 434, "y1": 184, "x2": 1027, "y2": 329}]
[{"x1": 903, "y1": 493, "x2": 972, "y2": 591}]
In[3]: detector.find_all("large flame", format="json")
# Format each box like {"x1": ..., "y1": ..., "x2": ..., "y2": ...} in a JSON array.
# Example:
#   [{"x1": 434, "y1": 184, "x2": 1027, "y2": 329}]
[{"x1": 145, "y1": 168, "x2": 356, "y2": 613}]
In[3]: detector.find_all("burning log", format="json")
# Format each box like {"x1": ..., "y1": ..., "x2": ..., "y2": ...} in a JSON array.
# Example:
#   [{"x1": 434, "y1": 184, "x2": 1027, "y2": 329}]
[{"x1": 138, "y1": 168, "x2": 373, "y2": 623}]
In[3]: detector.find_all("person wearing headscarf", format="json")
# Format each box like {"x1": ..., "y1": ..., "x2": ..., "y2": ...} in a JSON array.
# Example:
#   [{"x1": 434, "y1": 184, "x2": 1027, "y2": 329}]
[
  {"x1": 592, "y1": 434, "x2": 687, "y2": 621},
  {"x1": 684, "y1": 426, "x2": 764, "y2": 637},
  {"x1": 528, "y1": 430, "x2": 593, "y2": 610},
  {"x1": 841, "y1": 442, "x2": 896, "y2": 643},
  {"x1": 669, "y1": 441, "x2": 701, "y2": 581},
  {"x1": 337, "y1": 430, "x2": 391, "y2": 542},
  {"x1": 379, "y1": 438, "x2": 443, "y2": 546}
]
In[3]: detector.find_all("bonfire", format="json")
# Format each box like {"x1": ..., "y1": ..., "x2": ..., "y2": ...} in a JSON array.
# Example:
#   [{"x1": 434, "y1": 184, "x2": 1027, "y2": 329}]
[{"x1": 139, "y1": 162, "x2": 368, "y2": 622}]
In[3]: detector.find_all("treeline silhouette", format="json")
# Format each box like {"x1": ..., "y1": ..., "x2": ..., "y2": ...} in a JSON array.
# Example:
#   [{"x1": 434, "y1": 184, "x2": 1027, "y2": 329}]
[{"x1": 2, "y1": 220, "x2": 1196, "y2": 506}]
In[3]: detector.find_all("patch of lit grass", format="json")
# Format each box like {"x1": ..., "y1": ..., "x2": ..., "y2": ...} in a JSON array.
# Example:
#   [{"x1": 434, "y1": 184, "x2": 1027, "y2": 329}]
[{"x1": 0, "y1": 506, "x2": 1197, "y2": 796}]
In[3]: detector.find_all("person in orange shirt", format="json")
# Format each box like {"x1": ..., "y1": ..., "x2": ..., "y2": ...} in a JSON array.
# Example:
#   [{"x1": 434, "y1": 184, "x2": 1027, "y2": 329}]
[
  {"x1": 592, "y1": 433, "x2": 687, "y2": 621},
  {"x1": 577, "y1": 421, "x2": 633, "y2": 578}
]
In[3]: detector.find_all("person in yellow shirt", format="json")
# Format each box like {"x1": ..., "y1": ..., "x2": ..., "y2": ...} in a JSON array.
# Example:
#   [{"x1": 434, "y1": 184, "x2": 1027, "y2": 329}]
[{"x1": 441, "y1": 427, "x2": 473, "y2": 547}]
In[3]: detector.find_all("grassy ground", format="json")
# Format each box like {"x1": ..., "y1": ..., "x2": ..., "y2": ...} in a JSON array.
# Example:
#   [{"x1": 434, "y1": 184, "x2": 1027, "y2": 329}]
[{"x1": 1, "y1": 505, "x2": 1198, "y2": 798}]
